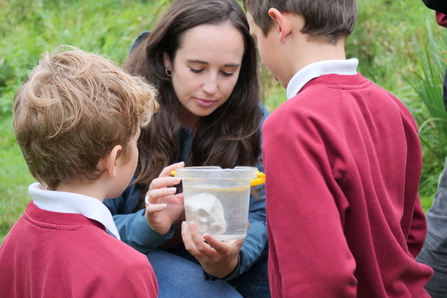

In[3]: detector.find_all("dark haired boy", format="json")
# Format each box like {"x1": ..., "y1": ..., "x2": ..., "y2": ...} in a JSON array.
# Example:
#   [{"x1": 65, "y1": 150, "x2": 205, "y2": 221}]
[{"x1": 244, "y1": 0, "x2": 433, "y2": 296}]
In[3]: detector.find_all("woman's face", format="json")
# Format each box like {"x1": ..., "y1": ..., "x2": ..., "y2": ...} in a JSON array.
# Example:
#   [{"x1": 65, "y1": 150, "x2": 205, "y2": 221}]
[{"x1": 164, "y1": 22, "x2": 245, "y2": 129}]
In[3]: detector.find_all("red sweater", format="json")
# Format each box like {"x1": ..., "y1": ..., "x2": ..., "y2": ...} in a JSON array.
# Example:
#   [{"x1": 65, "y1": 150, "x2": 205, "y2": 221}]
[
  {"x1": 263, "y1": 73, "x2": 433, "y2": 297},
  {"x1": 0, "y1": 202, "x2": 158, "y2": 298}
]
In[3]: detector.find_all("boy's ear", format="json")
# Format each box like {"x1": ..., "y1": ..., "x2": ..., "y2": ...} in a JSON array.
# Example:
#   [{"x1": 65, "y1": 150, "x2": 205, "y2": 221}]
[
  {"x1": 268, "y1": 8, "x2": 292, "y2": 43},
  {"x1": 102, "y1": 145, "x2": 122, "y2": 179}
]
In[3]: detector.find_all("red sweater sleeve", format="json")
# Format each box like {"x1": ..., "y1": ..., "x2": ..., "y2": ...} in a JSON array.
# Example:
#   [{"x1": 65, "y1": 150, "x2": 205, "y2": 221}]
[
  {"x1": 407, "y1": 196, "x2": 428, "y2": 257},
  {"x1": 263, "y1": 100, "x2": 358, "y2": 297}
]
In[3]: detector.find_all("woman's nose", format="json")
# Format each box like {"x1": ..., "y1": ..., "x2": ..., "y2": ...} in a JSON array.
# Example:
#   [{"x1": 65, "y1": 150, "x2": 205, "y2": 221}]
[{"x1": 201, "y1": 75, "x2": 218, "y2": 94}]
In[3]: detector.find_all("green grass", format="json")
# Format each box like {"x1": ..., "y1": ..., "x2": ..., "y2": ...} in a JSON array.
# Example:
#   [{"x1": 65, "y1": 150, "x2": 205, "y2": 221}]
[
  {"x1": 420, "y1": 195, "x2": 436, "y2": 212},
  {"x1": 0, "y1": 0, "x2": 444, "y2": 242},
  {"x1": 348, "y1": 0, "x2": 435, "y2": 92},
  {"x1": 0, "y1": 115, "x2": 34, "y2": 241},
  {"x1": 0, "y1": 0, "x2": 171, "y2": 243},
  {"x1": 409, "y1": 23, "x2": 447, "y2": 197},
  {"x1": 0, "y1": 0, "x2": 170, "y2": 114}
]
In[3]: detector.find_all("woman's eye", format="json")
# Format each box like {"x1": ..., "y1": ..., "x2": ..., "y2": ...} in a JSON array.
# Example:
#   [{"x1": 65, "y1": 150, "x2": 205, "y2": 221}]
[
  {"x1": 221, "y1": 71, "x2": 234, "y2": 77},
  {"x1": 190, "y1": 68, "x2": 202, "y2": 74}
]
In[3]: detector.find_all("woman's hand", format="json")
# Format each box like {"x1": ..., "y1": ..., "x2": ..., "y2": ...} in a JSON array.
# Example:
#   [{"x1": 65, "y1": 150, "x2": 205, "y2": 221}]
[
  {"x1": 145, "y1": 162, "x2": 185, "y2": 236},
  {"x1": 181, "y1": 221, "x2": 245, "y2": 278}
]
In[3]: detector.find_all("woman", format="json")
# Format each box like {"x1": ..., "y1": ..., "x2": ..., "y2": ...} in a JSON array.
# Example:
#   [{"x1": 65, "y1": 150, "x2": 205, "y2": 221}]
[{"x1": 104, "y1": 0, "x2": 269, "y2": 297}]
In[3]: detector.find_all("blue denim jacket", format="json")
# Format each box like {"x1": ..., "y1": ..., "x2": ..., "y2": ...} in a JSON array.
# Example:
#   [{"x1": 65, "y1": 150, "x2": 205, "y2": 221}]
[{"x1": 104, "y1": 105, "x2": 269, "y2": 281}]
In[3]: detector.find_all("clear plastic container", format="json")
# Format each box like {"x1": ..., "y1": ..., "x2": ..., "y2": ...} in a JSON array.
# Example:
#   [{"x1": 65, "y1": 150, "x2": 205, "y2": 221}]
[{"x1": 174, "y1": 166, "x2": 264, "y2": 240}]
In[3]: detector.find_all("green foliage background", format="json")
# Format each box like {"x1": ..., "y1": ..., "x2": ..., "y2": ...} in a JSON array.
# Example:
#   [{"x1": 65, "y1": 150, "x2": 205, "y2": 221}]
[{"x1": 0, "y1": 0, "x2": 446, "y2": 242}]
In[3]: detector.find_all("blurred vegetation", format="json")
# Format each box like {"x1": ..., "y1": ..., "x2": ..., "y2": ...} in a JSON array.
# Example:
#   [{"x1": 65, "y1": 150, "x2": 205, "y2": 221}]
[{"x1": 409, "y1": 23, "x2": 447, "y2": 197}]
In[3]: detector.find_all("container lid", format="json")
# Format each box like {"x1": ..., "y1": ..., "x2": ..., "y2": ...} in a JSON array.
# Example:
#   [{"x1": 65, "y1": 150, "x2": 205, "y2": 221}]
[{"x1": 174, "y1": 166, "x2": 259, "y2": 180}]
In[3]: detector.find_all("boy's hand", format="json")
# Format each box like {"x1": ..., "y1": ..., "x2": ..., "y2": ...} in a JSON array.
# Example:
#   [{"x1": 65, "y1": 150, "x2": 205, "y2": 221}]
[
  {"x1": 145, "y1": 162, "x2": 185, "y2": 236},
  {"x1": 181, "y1": 221, "x2": 245, "y2": 278}
]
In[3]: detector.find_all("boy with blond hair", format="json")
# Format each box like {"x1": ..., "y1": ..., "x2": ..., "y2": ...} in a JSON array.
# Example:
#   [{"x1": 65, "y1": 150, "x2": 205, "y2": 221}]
[
  {"x1": 243, "y1": 0, "x2": 433, "y2": 297},
  {"x1": 0, "y1": 46, "x2": 159, "y2": 297}
]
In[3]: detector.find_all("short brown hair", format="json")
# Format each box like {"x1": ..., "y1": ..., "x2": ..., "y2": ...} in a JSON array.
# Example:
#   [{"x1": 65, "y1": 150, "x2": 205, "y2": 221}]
[
  {"x1": 243, "y1": 0, "x2": 357, "y2": 43},
  {"x1": 13, "y1": 46, "x2": 159, "y2": 189}
]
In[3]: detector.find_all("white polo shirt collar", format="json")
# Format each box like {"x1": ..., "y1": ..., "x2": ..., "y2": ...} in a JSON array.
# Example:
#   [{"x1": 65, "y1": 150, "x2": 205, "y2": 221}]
[
  {"x1": 29, "y1": 182, "x2": 120, "y2": 240},
  {"x1": 286, "y1": 58, "x2": 359, "y2": 100}
]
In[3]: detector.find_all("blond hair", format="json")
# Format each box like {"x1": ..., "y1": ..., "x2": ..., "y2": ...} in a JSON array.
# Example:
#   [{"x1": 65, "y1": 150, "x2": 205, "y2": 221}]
[{"x1": 13, "y1": 46, "x2": 159, "y2": 190}]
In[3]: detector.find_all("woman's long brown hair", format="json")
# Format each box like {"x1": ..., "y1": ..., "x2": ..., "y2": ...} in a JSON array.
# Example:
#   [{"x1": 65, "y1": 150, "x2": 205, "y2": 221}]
[{"x1": 123, "y1": 0, "x2": 263, "y2": 204}]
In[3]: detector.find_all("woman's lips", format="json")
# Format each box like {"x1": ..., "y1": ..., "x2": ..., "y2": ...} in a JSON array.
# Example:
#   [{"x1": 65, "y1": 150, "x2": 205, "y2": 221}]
[{"x1": 196, "y1": 98, "x2": 215, "y2": 107}]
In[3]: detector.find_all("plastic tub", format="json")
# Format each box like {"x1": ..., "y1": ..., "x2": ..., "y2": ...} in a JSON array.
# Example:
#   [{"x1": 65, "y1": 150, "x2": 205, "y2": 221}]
[{"x1": 173, "y1": 166, "x2": 264, "y2": 240}]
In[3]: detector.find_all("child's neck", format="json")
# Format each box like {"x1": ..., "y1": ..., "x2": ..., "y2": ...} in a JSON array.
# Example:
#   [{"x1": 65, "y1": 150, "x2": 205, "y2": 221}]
[
  {"x1": 294, "y1": 38, "x2": 347, "y2": 74},
  {"x1": 55, "y1": 182, "x2": 106, "y2": 202}
]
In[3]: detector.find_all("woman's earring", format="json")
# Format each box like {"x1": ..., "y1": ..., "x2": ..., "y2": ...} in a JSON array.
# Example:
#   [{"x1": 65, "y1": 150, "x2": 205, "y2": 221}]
[{"x1": 165, "y1": 67, "x2": 172, "y2": 77}]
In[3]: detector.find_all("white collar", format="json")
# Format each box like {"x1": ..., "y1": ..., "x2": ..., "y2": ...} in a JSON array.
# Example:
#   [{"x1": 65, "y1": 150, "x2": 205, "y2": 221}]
[
  {"x1": 286, "y1": 58, "x2": 359, "y2": 100},
  {"x1": 29, "y1": 183, "x2": 120, "y2": 240}
]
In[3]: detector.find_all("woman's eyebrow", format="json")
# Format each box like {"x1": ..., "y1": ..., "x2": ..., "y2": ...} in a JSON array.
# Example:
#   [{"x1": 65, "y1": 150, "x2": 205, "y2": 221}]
[
  {"x1": 187, "y1": 59, "x2": 208, "y2": 65},
  {"x1": 187, "y1": 59, "x2": 240, "y2": 67}
]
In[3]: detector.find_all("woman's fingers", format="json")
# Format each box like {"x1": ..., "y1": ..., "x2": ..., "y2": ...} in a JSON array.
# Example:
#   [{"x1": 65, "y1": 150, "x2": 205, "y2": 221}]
[
  {"x1": 188, "y1": 223, "x2": 211, "y2": 252},
  {"x1": 159, "y1": 161, "x2": 184, "y2": 177},
  {"x1": 145, "y1": 203, "x2": 168, "y2": 214},
  {"x1": 149, "y1": 177, "x2": 181, "y2": 191},
  {"x1": 204, "y1": 235, "x2": 244, "y2": 255},
  {"x1": 182, "y1": 222, "x2": 225, "y2": 257},
  {"x1": 181, "y1": 222, "x2": 203, "y2": 256},
  {"x1": 146, "y1": 187, "x2": 177, "y2": 202}
]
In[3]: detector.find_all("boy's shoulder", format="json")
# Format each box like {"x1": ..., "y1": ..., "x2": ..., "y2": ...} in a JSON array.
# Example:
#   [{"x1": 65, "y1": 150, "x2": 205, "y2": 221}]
[
  {"x1": 58, "y1": 229, "x2": 158, "y2": 295},
  {"x1": 266, "y1": 72, "x2": 411, "y2": 130},
  {"x1": 3, "y1": 201, "x2": 148, "y2": 268},
  {"x1": 1, "y1": 208, "x2": 156, "y2": 296},
  {"x1": 278, "y1": 72, "x2": 367, "y2": 110}
]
